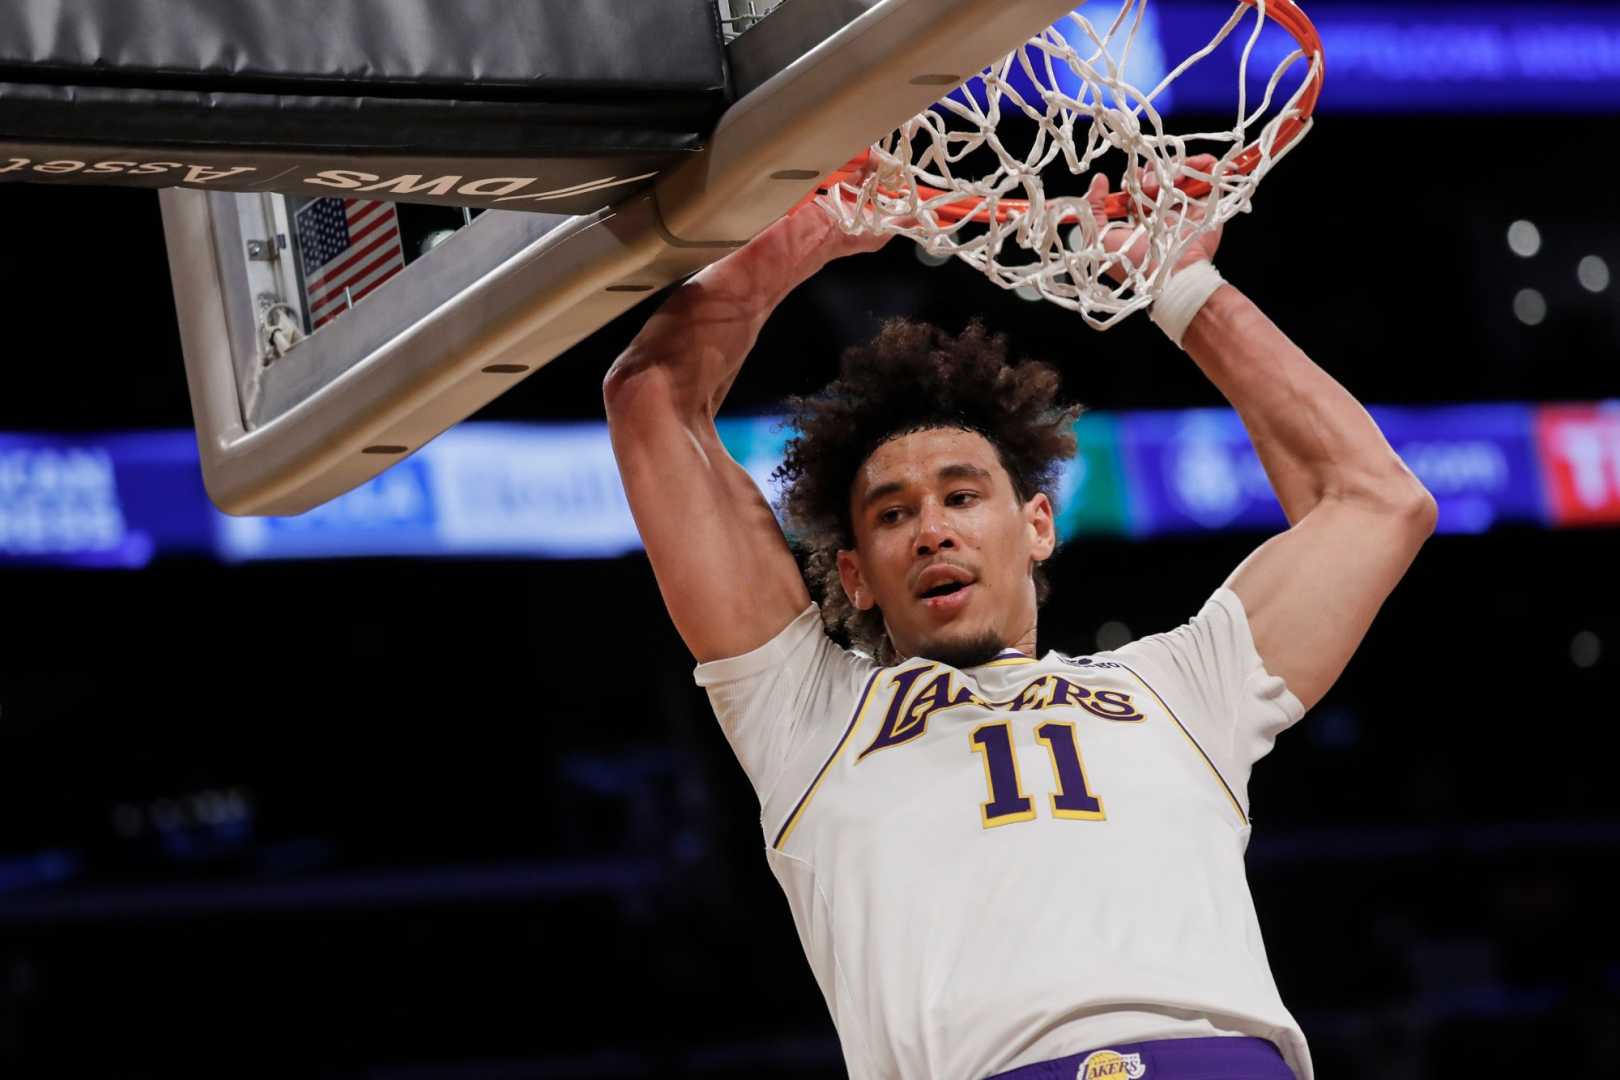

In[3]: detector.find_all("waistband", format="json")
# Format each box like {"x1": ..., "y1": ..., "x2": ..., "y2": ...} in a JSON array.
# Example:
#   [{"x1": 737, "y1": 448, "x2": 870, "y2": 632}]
[{"x1": 986, "y1": 1036, "x2": 1294, "y2": 1080}]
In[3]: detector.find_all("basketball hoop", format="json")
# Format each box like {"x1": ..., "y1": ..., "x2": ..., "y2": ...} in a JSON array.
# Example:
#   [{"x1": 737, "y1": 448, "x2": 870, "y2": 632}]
[{"x1": 816, "y1": 0, "x2": 1324, "y2": 329}]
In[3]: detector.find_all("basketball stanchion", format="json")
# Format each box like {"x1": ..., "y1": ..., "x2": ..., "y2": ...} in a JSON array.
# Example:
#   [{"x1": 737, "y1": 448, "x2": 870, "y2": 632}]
[{"x1": 139, "y1": 0, "x2": 1084, "y2": 515}]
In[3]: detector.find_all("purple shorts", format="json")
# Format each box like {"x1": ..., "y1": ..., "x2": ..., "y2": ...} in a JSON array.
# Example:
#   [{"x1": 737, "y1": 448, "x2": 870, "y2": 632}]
[{"x1": 986, "y1": 1036, "x2": 1294, "y2": 1080}]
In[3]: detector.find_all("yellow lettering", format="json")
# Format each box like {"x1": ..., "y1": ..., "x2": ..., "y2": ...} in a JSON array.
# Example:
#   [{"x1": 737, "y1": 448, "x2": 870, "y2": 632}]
[
  {"x1": 458, "y1": 176, "x2": 533, "y2": 197},
  {"x1": 184, "y1": 165, "x2": 257, "y2": 184},
  {"x1": 307, "y1": 169, "x2": 375, "y2": 190},
  {"x1": 359, "y1": 174, "x2": 462, "y2": 196}
]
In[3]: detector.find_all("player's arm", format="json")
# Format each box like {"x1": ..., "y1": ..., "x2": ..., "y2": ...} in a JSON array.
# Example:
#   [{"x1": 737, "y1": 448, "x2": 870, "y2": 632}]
[
  {"x1": 1090, "y1": 160, "x2": 1436, "y2": 712},
  {"x1": 603, "y1": 205, "x2": 888, "y2": 662},
  {"x1": 1181, "y1": 285, "x2": 1437, "y2": 713}
]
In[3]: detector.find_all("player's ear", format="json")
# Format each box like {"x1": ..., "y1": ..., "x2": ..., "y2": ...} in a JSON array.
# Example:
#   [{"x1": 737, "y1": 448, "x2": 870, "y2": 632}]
[
  {"x1": 836, "y1": 548, "x2": 875, "y2": 611},
  {"x1": 1024, "y1": 491, "x2": 1056, "y2": 564}
]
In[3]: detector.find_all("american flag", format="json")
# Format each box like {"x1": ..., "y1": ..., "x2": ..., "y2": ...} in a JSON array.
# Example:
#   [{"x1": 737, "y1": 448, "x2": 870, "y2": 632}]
[{"x1": 295, "y1": 197, "x2": 406, "y2": 330}]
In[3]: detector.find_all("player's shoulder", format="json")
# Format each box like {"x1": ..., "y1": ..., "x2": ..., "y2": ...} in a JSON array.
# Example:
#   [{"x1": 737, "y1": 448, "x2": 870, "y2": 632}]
[
  {"x1": 1044, "y1": 648, "x2": 1131, "y2": 673},
  {"x1": 695, "y1": 603, "x2": 874, "y2": 689}
]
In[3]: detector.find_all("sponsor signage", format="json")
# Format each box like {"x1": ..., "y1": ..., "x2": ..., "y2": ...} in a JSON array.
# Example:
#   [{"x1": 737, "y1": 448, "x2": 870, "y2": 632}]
[
  {"x1": 1376, "y1": 403, "x2": 1544, "y2": 534},
  {"x1": 216, "y1": 424, "x2": 645, "y2": 562},
  {"x1": 214, "y1": 457, "x2": 440, "y2": 562},
  {"x1": 0, "y1": 432, "x2": 210, "y2": 568},
  {"x1": 1159, "y1": 3, "x2": 1620, "y2": 113},
  {"x1": 0, "y1": 144, "x2": 666, "y2": 214},
  {"x1": 1058, "y1": 413, "x2": 1132, "y2": 540},
  {"x1": 1118, "y1": 408, "x2": 1285, "y2": 536},
  {"x1": 1534, "y1": 402, "x2": 1620, "y2": 527},
  {"x1": 1118, "y1": 403, "x2": 1545, "y2": 537},
  {"x1": 0, "y1": 402, "x2": 1605, "y2": 567}
]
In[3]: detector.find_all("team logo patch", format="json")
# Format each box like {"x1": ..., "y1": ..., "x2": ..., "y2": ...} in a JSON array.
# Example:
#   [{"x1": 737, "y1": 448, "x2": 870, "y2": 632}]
[{"x1": 1076, "y1": 1049, "x2": 1146, "y2": 1080}]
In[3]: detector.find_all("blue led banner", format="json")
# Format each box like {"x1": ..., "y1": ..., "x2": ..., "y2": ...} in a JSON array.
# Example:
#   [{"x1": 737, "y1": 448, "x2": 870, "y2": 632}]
[
  {"x1": 1118, "y1": 408, "x2": 1286, "y2": 537},
  {"x1": 1155, "y1": 3, "x2": 1620, "y2": 113},
  {"x1": 1373, "y1": 403, "x2": 1548, "y2": 534},
  {"x1": 0, "y1": 431, "x2": 212, "y2": 568},
  {"x1": 1117, "y1": 403, "x2": 1546, "y2": 537},
  {"x1": 0, "y1": 400, "x2": 1598, "y2": 569},
  {"x1": 213, "y1": 423, "x2": 645, "y2": 563}
]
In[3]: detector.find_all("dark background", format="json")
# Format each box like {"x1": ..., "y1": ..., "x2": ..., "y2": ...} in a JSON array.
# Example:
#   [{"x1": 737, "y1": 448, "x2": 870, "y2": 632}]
[{"x1": 0, "y1": 71, "x2": 1617, "y2": 1080}]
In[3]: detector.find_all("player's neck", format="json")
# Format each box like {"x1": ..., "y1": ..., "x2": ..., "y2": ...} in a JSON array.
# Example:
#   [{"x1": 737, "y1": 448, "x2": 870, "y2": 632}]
[
  {"x1": 890, "y1": 624, "x2": 1038, "y2": 668},
  {"x1": 1006, "y1": 619, "x2": 1038, "y2": 659}
]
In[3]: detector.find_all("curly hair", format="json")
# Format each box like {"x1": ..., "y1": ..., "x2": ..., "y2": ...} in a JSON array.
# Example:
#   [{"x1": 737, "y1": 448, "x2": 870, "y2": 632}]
[{"x1": 773, "y1": 317, "x2": 1083, "y2": 663}]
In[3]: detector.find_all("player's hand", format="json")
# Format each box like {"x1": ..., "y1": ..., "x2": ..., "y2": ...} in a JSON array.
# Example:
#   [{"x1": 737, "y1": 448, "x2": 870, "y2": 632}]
[
  {"x1": 798, "y1": 196, "x2": 896, "y2": 263},
  {"x1": 706, "y1": 198, "x2": 888, "y2": 313},
  {"x1": 687, "y1": 159, "x2": 894, "y2": 323},
  {"x1": 1085, "y1": 153, "x2": 1224, "y2": 283},
  {"x1": 791, "y1": 154, "x2": 899, "y2": 261}
]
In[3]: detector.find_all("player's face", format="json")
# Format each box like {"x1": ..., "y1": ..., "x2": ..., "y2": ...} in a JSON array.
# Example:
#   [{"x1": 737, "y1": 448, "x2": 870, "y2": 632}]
[{"x1": 838, "y1": 428, "x2": 1055, "y2": 666}]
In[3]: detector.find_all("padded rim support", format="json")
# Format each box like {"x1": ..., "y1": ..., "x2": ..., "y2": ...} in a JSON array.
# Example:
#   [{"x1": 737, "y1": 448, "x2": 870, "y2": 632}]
[{"x1": 168, "y1": 0, "x2": 1080, "y2": 516}]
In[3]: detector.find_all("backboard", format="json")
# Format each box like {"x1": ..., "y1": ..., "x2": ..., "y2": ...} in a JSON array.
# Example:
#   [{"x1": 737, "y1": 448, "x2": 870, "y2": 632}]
[{"x1": 157, "y1": 0, "x2": 1083, "y2": 515}]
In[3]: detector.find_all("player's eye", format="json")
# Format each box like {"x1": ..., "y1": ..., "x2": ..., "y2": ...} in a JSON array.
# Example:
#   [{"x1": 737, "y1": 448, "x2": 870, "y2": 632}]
[
  {"x1": 947, "y1": 490, "x2": 978, "y2": 506},
  {"x1": 878, "y1": 507, "x2": 905, "y2": 526}
]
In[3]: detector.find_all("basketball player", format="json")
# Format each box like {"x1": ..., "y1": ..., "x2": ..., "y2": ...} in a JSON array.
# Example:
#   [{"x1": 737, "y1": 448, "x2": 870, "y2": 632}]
[{"x1": 603, "y1": 163, "x2": 1436, "y2": 1079}]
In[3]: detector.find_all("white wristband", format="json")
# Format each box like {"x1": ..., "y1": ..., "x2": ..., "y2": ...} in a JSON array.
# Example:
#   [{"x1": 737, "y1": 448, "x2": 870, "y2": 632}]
[{"x1": 1150, "y1": 261, "x2": 1225, "y2": 348}]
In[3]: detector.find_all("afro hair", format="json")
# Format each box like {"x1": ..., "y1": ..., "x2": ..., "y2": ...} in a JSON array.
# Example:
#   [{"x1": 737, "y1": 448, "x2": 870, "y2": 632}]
[{"x1": 773, "y1": 317, "x2": 1083, "y2": 662}]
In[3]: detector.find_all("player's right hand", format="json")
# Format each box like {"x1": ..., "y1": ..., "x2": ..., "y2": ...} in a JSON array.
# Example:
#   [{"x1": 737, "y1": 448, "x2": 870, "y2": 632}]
[
  {"x1": 741, "y1": 190, "x2": 892, "y2": 282},
  {"x1": 782, "y1": 153, "x2": 899, "y2": 260}
]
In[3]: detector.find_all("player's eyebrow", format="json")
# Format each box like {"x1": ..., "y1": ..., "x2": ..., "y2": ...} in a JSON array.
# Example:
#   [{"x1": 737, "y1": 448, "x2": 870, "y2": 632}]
[
  {"x1": 937, "y1": 463, "x2": 992, "y2": 484},
  {"x1": 860, "y1": 480, "x2": 906, "y2": 512},
  {"x1": 860, "y1": 463, "x2": 993, "y2": 511}
]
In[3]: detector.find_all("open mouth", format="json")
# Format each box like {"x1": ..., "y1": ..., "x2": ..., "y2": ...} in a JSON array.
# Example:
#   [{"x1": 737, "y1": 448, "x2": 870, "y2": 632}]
[
  {"x1": 914, "y1": 564, "x2": 976, "y2": 611},
  {"x1": 917, "y1": 578, "x2": 975, "y2": 615}
]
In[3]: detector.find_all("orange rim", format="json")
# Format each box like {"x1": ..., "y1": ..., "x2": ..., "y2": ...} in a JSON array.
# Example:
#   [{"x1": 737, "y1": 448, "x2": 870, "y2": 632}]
[{"x1": 817, "y1": 0, "x2": 1323, "y2": 225}]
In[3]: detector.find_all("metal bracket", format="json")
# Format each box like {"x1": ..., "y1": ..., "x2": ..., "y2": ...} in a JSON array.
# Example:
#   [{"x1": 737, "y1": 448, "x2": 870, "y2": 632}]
[{"x1": 245, "y1": 235, "x2": 286, "y2": 262}]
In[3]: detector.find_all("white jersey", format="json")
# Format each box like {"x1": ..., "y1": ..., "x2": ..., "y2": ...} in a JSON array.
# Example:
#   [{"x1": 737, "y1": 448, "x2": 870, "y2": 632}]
[{"x1": 695, "y1": 586, "x2": 1311, "y2": 1080}]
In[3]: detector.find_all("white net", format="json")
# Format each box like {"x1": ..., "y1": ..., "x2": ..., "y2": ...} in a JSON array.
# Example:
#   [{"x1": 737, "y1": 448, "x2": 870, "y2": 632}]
[{"x1": 818, "y1": 0, "x2": 1323, "y2": 329}]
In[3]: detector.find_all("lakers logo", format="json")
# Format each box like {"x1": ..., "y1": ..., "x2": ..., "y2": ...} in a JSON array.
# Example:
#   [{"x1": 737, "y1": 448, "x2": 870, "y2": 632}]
[{"x1": 1076, "y1": 1050, "x2": 1146, "y2": 1080}]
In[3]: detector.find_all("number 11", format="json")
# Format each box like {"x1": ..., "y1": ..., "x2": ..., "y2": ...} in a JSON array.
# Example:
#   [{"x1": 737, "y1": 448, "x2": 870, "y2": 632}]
[{"x1": 968, "y1": 721, "x2": 1106, "y2": 828}]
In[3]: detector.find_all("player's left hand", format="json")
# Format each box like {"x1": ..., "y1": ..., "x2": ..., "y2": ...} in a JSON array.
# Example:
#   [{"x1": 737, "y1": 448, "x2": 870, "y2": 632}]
[{"x1": 1085, "y1": 153, "x2": 1225, "y2": 282}]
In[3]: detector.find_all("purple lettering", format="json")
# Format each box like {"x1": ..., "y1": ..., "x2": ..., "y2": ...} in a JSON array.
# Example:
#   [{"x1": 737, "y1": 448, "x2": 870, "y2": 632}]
[
  {"x1": 1008, "y1": 675, "x2": 1052, "y2": 711},
  {"x1": 1049, "y1": 677, "x2": 1093, "y2": 709},
  {"x1": 1085, "y1": 689, "x2": 1144, "y2": 721},
  {"x1": 857, "y1": 665, "x2": 935, "y2": 760}
]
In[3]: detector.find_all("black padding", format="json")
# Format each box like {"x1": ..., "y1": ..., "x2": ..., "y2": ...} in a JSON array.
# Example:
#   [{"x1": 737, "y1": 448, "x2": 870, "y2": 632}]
[{"x1": 0, "y1": 0, "x2": 729, "y2": 213}]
